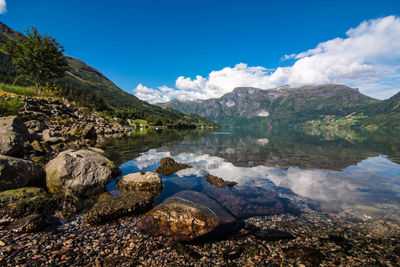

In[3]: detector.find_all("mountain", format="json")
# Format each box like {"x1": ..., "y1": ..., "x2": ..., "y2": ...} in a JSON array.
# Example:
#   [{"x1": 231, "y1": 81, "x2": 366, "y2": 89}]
[
  {"x1": 302, "y1": 90, "x2": 400, "y2": 131},
  {"x1": 158, "y1": 84, "x2": 378, "y2": 128},
  {"x1": 0, "y1": 22, "x2": 217, "y2": 128}
]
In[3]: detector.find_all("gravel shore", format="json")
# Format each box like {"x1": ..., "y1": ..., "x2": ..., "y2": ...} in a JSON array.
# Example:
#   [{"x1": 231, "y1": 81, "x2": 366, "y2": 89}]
[{"x1": 1, "y1": 202, "x2": 399, "y2": 266}]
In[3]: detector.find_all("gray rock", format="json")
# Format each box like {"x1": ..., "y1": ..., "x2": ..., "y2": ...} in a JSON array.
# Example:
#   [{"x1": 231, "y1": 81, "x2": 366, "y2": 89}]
[
  {"x1": 0, "y1": 155, "x2": 45, "y2": 191},
  {"x1": 45, "y1": 149, "x2": 119, "y2": 197},
  {"x1": 0, "y1": 116, "x2": 31, "y2": 157}
]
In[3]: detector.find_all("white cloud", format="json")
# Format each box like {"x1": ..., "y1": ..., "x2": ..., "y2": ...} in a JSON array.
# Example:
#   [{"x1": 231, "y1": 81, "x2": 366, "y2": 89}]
[
  {"x1": 0, "y1": 0, "x2": 6, "y2": 14},
  {"x1": 134, "y1": 16, "x2": 400, "y2": 103}
]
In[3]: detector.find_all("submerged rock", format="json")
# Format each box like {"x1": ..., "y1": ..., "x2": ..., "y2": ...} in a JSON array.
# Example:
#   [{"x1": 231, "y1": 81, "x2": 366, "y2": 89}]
[
  {"x1": 117, "y1": 172, "x2": 163, "y2": 195},
  {"x1": 205, "y1": 186, "x2": 300, "y2": 219},
  {"x1": 60, "y1": 192, "x2": 83, "y2": 219},
  {"x1": 204, "y1": 173, "x2": 237, "y2": 188},
  {"x1": 137, "y1": 190, "x2": 240, "y2": 242},
  {"x1": 0, "y1": 155, "x2": 46, "y2": 191},
  {"x1": 45, "y1": 149, "x2": 120, "y2": 197},
  {"x1": 84, "y1": 191, "x2": 154, "y2": 226},
  {"x1": 155, "y1": 157, "x2": 192, "y2": 176},
  {"x1": 0, "y1": 116, "x2": 31, "y2": 157}
]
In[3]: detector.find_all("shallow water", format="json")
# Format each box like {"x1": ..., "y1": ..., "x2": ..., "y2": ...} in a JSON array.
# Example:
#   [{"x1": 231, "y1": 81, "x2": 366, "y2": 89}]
[{"x1": 100, "y1": 128, "x2": 400, "y2": 221}]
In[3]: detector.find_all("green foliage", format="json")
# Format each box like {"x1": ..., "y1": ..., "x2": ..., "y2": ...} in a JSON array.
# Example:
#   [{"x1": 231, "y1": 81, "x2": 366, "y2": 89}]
[
  {"x1": 4, "y1": 27, "x2": 68, "y2": 89},
  {"x1": 0, "y1": 93, "x2": 23, "y2": 115}
]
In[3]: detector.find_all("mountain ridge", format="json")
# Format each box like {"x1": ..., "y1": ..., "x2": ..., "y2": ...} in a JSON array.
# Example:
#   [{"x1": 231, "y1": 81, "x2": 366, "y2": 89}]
[{"x1": 158, "y1": 84, "x2": 380, "y2": 128}]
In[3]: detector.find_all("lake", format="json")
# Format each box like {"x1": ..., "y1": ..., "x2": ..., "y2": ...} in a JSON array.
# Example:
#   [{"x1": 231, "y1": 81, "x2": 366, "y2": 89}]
[{"x1": 100, "y1": 127, "x2": 400, "y2": 222}]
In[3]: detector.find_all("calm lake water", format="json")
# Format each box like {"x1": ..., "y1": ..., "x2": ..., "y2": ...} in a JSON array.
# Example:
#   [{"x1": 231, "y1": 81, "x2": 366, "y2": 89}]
[{"x1": 99, "y1": 128, "x2": 400, "y2": 221}]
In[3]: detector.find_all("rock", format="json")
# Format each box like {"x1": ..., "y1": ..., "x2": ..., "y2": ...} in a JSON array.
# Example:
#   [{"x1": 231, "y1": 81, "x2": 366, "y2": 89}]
[
  {"x1": 0, "y1": 116, "x2": 31, "y2": 157},
  {"x1": 155, "y1": 157, "x2": 192, "y2": 176},
  {"x1": 84, "y1": 191, "x2": 154, "y2": 226},
  {"x1": 254, "y1": 229, "x2": 295, "y2": 241},
  {"x1": 117, "y1": 172, "x2": 163, "y2": 194},
  {"x1": 0, "y1": 155, "x2": 46, "y2": 191},
  {"x1": 62, "y1": 123, "x2": 97, "y2": 140},
  {"x1": 0, "y1": 187, "x2": 57, "y2": 220},
  {"x1": 30, "y1": 140, "x2": 52, "y2": 156},
  {"x1": 7, "y1": 214, "x2": 47, "y2": 233},
  {"x1": 137, "y1": 190, "x2": 240, "y2": 242},
  {"x1": 42, "y1": 129, "x2": 64, "y2": 144},
  {"x1": 45, "y1": 149, "x2": 119, "y2": 197},
  {"x1": 204, "y1": 174, "x2": 237, "y2": 188}
]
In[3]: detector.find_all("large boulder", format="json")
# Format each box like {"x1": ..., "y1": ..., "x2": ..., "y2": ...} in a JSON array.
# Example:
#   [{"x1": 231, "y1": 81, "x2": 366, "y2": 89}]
[
  {"x1": 0, "y1": 155, "x2": 46, "y2": 191},
  {"x1": 0, "y1": 116, "x2": 31, "y2": 157},
  {"x1": 84, "y1": 191, "x2": 154, "y2": 226},
  {"x1": 45, "y1": 149, "x2": 120, "y2": 197},
  {"x1": 117, "y1": 172, "x2": 163, "y2": 195},
  {"x1": 155, "y1": 157, "x2": 192, "y2": 176},
  {"x1": 137, "y1": 191, "x2": 240, "y2": 242}
]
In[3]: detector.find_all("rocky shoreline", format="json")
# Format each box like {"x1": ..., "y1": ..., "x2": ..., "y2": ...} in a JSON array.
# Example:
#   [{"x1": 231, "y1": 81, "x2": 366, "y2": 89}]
[{"x1": 0, "y1": 96, "x2": 399, "y2": 266}]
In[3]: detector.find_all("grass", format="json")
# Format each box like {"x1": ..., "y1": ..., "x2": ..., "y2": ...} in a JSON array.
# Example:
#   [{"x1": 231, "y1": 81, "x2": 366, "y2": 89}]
[
  {"x1": 0, "y1": 92, "x2": 23, "y2": 116},
  {"x1": 0, "y1": 83, "x2": 37, "y2": 96}
]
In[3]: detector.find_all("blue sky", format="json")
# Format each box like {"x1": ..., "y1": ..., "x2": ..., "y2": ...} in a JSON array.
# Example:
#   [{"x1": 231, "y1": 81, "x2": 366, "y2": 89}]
[{"x1": 1, "y1": 0, "x2": 400, "y2": 101}]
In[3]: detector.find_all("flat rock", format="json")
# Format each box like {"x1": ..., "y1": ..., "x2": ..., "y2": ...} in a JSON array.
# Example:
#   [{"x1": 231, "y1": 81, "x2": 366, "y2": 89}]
[
  {"x1": 205, "y1": 173, "x2": 237, "y2": 188},
  {"x1": 117, "y1": 172, "x2": 163, "y2": 194},
  {"x1": 0, "y1": 155, "x2": 46, "y2": 191},
  {"x1": 137, "y1": 190, "x2": 240, "y2": 242},
  {"x1": 84, "y1": 191, "x2": 154, "y2": 226},
  {"x1": 0, "y1": 116, "x2": 31, "y2": 157},
  {"x1": 45, "y1": 149, "x2": 120, "y2": 197},
  {"x1": 155, "y1": 157, "x2": 192, "y2": 176}
]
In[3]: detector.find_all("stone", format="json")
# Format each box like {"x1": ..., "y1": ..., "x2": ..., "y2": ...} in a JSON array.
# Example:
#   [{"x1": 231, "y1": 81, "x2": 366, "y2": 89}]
[
  {"x1": 137, "y1": 190, "x2": 240, "y2": 242},
  {"x1": 0, "y1": 116, "x2": 31, "y2": 157},
  {"x1": 117, "y1": 172, "x2": 162, "y2": 194},
  {"x1": 7, "y1": 214, "x2": 47, "y2": 233},
  {"x1": 84, "y1": 191, "x2": 154, "y2": 226},
  {"x1": 155, "y1": 157, "x2": 192, "y2": 176},
  {"x1": 45, "y1": 149, "x2": 120, "y2": 197},
  {"x1": 0, "y1": 155, "x2": 46, "y2": 191}
]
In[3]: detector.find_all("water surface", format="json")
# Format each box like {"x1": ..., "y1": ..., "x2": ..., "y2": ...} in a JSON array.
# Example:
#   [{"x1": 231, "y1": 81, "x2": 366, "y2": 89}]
[{"x1": 100, "y1": 128, "x2": 400, "y2": 221}]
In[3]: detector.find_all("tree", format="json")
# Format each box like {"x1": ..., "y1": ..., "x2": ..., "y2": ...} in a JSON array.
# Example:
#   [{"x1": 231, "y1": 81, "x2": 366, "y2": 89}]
[{"x1": 5, "y1": 27, "x2": 68, "y2": 89}]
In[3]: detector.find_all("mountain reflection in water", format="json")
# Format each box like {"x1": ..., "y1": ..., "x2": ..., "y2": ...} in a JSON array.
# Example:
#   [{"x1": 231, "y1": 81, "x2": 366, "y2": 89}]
[{"x1": 101, "y1": 128, "x2": 400, "y2": 220}]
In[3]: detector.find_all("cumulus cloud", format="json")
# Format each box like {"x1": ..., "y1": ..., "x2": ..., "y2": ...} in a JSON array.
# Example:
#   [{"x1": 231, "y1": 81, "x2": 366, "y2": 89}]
[
  {"x1": 134, "y1": 16, "x2": 400, "y2": 102},
  {"x1": 0, "y1": 0, "x2": 6, "y2": 14}
]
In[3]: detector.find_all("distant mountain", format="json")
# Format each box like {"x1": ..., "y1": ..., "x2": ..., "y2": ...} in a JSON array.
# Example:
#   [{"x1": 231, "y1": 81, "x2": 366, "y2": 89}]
[
  {"x1": 158, "y1": 84, "x2": 379, "y2": 128},
  {"x1": 302, "y1": 90, "x2": 400, "y2": 131},
  {"x1": 0, "y1": 22, "x2": 217, "y2": 128}
]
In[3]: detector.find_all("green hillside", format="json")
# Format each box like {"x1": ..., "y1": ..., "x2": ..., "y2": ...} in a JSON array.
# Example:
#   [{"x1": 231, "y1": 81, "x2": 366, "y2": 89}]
[{"x1": 0, "y1": 22, "x2": 217, "y2": 128}]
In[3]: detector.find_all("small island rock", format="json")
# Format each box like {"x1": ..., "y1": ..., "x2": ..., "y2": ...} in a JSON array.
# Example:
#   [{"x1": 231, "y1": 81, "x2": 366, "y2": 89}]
[{"x1": 155, "y1": 157, "x2": 191, "y2": 176}]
